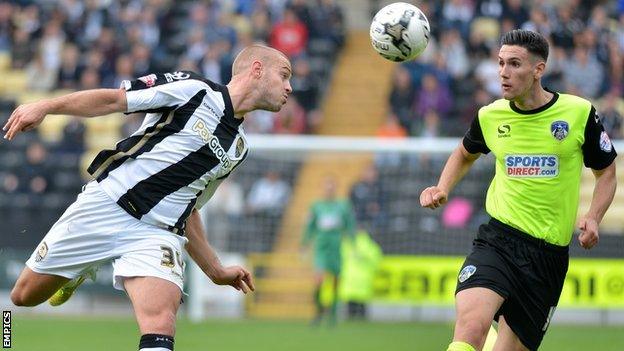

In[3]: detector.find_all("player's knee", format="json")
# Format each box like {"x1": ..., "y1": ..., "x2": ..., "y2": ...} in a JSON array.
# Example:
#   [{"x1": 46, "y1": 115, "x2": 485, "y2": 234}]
[
  {"x1": 10, "y1": 287, "x2": 36, "y2": 307},
  {"x1": 455, "y1": 317, "x2": 490, "y2": 346},
  {"x1": 142, "y1": 309, "x2": 177, "y2": 335}
]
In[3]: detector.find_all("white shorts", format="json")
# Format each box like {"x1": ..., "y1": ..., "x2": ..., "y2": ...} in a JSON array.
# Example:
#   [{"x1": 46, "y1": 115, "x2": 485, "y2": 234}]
[{"x1": 26, "y1": 181, "x2": 188, "y2": 293}]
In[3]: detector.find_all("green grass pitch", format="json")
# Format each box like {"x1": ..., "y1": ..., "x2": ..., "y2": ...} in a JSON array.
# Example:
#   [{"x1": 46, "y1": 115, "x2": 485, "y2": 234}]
[{"x1": 10, "y1": 315, "x2": 624, "y2": 351}]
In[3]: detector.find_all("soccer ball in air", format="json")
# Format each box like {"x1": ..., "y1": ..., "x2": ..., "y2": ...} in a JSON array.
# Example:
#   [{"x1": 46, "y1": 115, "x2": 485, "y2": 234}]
[{"x1": 370, "y1": 2, "x2": 430, "y2": 62}]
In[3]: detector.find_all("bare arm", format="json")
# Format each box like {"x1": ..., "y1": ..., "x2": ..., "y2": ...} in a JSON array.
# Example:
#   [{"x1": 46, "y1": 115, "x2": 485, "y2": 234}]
[
  {"x1": 3, "y1": 88, "x2": 128, "y2": 140},
  {"x1": 185, "y1": 209, "x2": 254, "y2": 293},
  {"x1": 420, "y1": 142, "x2": 481, "y2": 209},
  {"x1": 577, "y1": 162, "x2": 617, "y2": 249}
]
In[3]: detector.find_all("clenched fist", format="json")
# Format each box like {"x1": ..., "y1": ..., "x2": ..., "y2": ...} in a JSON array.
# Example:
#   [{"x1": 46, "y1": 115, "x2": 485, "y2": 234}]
[
  {"x1": 577, "y1": 216, "x2": 599, "y2": 250},
  {"x1": 420, "y1": 186, "x2": 448, "y2": 209}
]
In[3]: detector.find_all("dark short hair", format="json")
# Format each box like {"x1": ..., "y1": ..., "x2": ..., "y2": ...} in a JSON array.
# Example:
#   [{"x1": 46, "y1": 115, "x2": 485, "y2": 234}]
[{"x1": 500, "y1": 29, "x2": 549, "y2": 61}]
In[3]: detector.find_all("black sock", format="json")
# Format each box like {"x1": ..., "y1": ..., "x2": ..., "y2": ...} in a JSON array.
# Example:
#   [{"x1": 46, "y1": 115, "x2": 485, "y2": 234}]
[{"x1": 139, "y1": 334, "x2": 174, "y2": 351}]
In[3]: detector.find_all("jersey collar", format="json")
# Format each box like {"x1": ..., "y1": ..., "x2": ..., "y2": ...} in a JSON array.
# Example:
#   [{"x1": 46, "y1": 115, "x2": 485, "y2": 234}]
[
  {"x1": 218, "y1": 84, "x2": 242, "y2": 127},
  {"x1": 509, "y1": 88, "x2": 559, "y2": 115},
  {"x1": 201, "y1": 77, "x2": 242, "y2": 127}
]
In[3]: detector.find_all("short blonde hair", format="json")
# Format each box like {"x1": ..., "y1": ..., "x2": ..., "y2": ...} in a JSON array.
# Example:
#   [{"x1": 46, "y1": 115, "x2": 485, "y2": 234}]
[{"x1": 231, "y1": 45, "x2": 288, "y2": 76}]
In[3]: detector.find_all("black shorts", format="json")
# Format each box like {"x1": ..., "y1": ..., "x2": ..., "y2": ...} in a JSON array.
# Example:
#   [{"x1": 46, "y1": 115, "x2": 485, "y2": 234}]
[{"x1": 455, "y1": 218, "x2": 569, "y2": 351}]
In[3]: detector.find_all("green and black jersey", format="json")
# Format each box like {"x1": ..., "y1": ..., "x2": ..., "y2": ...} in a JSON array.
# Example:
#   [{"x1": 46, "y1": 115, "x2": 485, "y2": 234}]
[{"x1": 463, "y1": 90, "x2": 617, "y2": 246}]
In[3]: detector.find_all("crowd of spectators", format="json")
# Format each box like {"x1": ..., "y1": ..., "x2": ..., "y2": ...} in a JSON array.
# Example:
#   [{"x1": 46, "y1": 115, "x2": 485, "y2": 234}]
[
  {"x1": 0, "y1": 0, "x2": 345, "y2": 135},
  {"x1": 385, "y1": 0, "x2": 624, "y2": 139},
  {"x1": 0, "y1": 0, "x2": 344, "y2": 250}
]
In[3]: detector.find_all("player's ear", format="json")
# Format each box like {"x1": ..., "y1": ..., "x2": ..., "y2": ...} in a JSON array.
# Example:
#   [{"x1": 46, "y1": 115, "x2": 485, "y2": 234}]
[
  {"x1": 534, "y1": 60, "x2": 546, "y2": 80},
  {"x1": 251, "y1": 60, "x2": 263, "y2": 79}
]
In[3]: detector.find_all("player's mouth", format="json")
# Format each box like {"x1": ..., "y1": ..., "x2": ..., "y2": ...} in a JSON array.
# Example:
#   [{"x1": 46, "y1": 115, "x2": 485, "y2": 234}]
[{"x1": 501, "y1": 83, "x2": 512, "y2": 91}]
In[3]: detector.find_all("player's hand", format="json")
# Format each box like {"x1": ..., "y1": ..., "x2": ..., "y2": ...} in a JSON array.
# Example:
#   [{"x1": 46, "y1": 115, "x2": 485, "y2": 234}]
[
  {"x1": 211, "y1": 265, "x2": 255, "y2": 293},
  {"x1": 577, "y1": 216, "x2": 599, "y2": 250},
  {"x1": 420, "y1": 186, "x2": 448, "y2": 209},
  {"x1": 3, "y1": 102, "x2": 48, "y2": 140}
]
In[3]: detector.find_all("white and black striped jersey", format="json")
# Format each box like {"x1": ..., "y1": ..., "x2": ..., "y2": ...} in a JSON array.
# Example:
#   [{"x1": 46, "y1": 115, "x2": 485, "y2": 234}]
[{"x1": 87, "y1": 71, "x2": 249, "y2": 235}]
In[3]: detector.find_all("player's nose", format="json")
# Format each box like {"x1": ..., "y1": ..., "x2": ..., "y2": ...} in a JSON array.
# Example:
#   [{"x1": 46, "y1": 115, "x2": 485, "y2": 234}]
[{"x1": 499, "y1": 65, "x2": 510, "y2": 78}]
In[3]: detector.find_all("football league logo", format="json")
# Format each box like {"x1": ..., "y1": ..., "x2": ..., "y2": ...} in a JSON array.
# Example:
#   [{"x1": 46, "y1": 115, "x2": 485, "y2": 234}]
[
  {"x1": 458, "y1": 265, "x2": 477, "y2": 283},
  {"x1": 600, "y1": 131, "x2": 612, "y2": 152},
  {"x1": 138, "y1": 74, "x2": 157, "y2": 87},
  {"x1": 551, "y1": 120, "x2": 569, "y2": 141}
]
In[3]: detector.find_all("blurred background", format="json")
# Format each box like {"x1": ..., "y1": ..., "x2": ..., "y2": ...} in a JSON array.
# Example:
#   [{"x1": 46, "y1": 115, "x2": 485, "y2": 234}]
[{"x1": 0, "y1": 0, "x2": 623, "y2": 350}]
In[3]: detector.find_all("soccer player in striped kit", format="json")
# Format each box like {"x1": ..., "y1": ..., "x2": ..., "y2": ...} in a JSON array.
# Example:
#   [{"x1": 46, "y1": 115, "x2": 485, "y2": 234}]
[{"x1": 6, "y1": 45, "x2": 292, "y2": 351}]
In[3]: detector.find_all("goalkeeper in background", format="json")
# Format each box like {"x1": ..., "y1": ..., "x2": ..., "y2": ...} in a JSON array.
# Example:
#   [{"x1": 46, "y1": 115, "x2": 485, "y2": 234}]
[
  {"x1": 302, "y1": 176, "x2": 356, "y2": 326},
  {"x1": 420, "y1": 29, "x2": 617, "y2": 351}
]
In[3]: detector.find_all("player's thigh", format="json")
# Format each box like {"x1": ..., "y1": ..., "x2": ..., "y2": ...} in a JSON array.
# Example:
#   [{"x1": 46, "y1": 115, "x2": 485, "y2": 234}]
[
  {"x1": 493, "y1": 315, "x2": 530, "y2": 351},
  {"x1": 454, "y1": 287, "x2": 504, "y2": 346},
  {"x1": 124, "y1": 276, "x2": 182, "y2": 336},
  {"x1": 10, "y1": 267, "x2": 70, "y2": 306}
]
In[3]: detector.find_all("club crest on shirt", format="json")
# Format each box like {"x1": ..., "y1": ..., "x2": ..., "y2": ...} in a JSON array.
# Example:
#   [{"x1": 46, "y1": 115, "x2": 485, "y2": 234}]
[
  {"x1": 458, "y1": 265, "x2": 476, "y2": 283},
  {"x1": 551, "y1": 120, "x2": 569, "y2": 141},
  {"x1": 235, "y1": 137, "x2": 245, "y2": 158},
  {"x1": 600, "y1": 131, "x2": 613, "y2": 152},
  {"x1": 35, "y1": 242, "x2": 48, "y2": 262}
]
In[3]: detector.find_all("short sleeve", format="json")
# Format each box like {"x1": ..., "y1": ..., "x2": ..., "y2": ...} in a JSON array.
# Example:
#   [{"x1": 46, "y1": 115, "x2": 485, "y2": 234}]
[
  {"x1": 462, "y1": 115, "x2": 490, "y2": 154},
  {"x1": 582, "y1": 105, "x2": 617, "y2": 170},
  {"x1": 122, "y1": 71, "x2": 206, "y2": 114},
  {"x1": 194, "y1": 179, "x2": 224, "y2": 210}
]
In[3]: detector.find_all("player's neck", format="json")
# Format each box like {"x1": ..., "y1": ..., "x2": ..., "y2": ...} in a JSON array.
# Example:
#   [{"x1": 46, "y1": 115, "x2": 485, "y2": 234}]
[
  {"x1": 227, "y1": 80, "x2": 256, "y2": 118},
  {"x1": 513, "y1": 86, "x2": 553, "y2": 111}
]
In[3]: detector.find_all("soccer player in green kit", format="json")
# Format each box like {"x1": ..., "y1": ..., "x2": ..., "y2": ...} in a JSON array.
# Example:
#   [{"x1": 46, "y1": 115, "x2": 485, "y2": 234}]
[
  {"x1": 420, "y1": 30, "x2": 617, "y2": 351},
  {"x1": 302, "y1": 176, "x2": 356, "y2": 326}
]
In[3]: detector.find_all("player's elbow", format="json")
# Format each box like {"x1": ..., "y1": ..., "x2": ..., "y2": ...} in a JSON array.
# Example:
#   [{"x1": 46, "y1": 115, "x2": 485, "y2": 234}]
[
  {"x1": 458, "y1": 145, "x2": 480, "y2": 163},
  {"x1": 112, "y1": 88, "x2": 128, "y2": 113}
]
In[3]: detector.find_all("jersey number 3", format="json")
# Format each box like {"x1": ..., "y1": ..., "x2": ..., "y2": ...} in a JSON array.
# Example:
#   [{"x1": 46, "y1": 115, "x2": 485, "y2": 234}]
[{"x1": 160, "y1": 245, "x2": 184, "y2": 268}]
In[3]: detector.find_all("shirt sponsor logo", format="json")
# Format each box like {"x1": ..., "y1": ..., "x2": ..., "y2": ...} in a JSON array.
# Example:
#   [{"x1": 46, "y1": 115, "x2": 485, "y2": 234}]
[
  {"x1": 192, "y1": 120, "x2": 231, "y2": 169},
  {"x1": 138, "y1": 74, "x2": 157, "y2": 87},
  {"x1": 551, "y1": 120, "x2": 569, "y2": 141},
  {"x1": 209, "y1": 136, "x2": 231, "y2": 169},
  {"x1": 505, "y1": 154, "x2": 559, "y2": 177},
  {"x1": 600, "y1": 131, "x2": 612, "y2": 152}
]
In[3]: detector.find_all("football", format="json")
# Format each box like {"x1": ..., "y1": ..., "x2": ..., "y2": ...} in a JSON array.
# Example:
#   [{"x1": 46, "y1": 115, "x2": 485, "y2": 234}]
[{"x1": 370, "y1": 2, "x2": 431, "y2": 62}]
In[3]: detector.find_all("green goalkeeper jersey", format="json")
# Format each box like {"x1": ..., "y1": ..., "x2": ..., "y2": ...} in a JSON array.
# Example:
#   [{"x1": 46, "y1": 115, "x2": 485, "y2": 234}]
[
  {"x1": 463, "y1": 90, "x2": 617, "y2": 246},
  {"x1": 303, "y1": 199, "x2": 356, "y2": 256}
]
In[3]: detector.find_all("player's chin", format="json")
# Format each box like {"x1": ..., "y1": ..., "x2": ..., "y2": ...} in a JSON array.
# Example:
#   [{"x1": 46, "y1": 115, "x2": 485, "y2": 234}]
[
  {"x1": 267, "y1": 102, "x2": 284, "y2": 112},
  {"x1": 501, "y1": 91, "x2": 515, "y2": 101}
]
